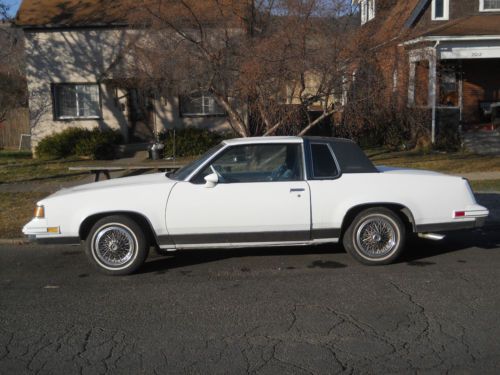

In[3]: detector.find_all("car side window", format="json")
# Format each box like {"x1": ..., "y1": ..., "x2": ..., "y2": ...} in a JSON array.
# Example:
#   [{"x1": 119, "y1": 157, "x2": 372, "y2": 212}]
[
  {"x1": 191, "y1": 144, "x2": 304, "y2": 184},
  {"x1": 310, "y1": 143, "x2": 339, "y2": 179}
]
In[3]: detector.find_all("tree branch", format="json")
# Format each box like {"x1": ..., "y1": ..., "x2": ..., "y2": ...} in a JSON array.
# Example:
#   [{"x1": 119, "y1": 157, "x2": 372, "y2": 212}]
[{"x1": 298, "y1": 108, "x2": 336, "y2": 136}]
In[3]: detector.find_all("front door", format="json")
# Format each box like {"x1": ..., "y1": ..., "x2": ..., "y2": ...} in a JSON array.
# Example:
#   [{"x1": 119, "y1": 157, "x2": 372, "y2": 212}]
[
  {"x1": 166, "y1": 143, "x2": 311, "y2": 246},
  {"x1": 128, "y1": 89, "x2": 155, "y2": 142}
]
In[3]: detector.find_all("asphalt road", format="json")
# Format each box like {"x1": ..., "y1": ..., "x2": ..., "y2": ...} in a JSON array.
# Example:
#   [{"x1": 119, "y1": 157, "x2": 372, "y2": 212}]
[{"x1": 1, "y1": 227, "x2": 500, "y2": 374}]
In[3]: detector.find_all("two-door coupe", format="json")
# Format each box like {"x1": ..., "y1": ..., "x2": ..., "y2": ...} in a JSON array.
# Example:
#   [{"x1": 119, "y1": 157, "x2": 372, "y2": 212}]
[{"x1": 23, "y1": 137, "x2": 489, "y2": 275}]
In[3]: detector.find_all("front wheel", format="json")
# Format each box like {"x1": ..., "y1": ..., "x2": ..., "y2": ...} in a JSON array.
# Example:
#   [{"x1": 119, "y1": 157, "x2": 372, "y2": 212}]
[
  {"x1": 85, "y1": 215, "x2": 149, "y2": 275},
  {"x1": 343, "y1": 208, "x2": 405, "y2": 265}
]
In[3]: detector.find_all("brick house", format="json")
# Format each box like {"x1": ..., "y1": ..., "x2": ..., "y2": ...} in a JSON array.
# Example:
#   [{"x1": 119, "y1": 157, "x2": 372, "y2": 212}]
[
  {"x1": 353, "y1": 0, "x2": 500, "y2": 152},
  {"x1": 15, "y1": 0, "x2": 240, "y2": 150}
]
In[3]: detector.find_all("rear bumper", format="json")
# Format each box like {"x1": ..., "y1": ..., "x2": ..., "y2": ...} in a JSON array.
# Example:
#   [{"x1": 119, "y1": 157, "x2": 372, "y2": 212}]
[{"x1": 416, "y1": 216, "x2": 487, "y2": 233}]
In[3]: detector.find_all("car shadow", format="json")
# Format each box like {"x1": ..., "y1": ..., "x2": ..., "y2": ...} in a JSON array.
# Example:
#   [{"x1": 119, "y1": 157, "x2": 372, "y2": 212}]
[
  {"x1": 139, "y1": 245, "x2": 342, "y2": 274},
  {"x1": 137, "y1": 226, "x2": 500, "y2": 274},
  {"x1": 400, "y1": 226, "x2": 500, "y2": 264}
]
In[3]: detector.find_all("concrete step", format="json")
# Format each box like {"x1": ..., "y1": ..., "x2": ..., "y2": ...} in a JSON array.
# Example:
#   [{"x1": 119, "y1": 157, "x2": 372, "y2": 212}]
[{"x1": 462, "y1": 130, "x2": 500, "y2": 155}]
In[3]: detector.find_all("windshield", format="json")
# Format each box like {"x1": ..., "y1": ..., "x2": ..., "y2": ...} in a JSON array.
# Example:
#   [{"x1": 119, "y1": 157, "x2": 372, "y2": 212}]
[{"x1": 169, "y1": 143, "x2": 225, "y2": 181}]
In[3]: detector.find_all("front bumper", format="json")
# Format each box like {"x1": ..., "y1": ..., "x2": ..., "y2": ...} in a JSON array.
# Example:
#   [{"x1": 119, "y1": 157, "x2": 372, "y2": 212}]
[{"x1": 23, "y1": 218, "x2": 81, "y2": 246}]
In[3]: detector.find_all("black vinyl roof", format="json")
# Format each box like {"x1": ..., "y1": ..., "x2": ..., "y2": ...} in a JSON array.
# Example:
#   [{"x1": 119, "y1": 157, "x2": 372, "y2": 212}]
[{"x1": 304, "y1": 137, "x2": 379, "y2": 174}]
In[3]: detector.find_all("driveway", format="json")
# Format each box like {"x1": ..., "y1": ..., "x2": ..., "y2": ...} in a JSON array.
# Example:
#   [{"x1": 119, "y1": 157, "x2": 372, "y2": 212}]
[{"x1": 1, "y1": 227, "x2": 500, "y2": 374}]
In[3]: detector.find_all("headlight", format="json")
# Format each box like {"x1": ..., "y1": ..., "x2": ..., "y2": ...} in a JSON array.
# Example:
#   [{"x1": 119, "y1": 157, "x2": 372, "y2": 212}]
[{"x1": 34, "y1": 205, "x2": 45, "y2": 218}]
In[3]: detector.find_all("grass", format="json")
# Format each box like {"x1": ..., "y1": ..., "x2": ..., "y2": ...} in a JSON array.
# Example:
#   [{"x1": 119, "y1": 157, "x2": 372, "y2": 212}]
[
  {"x1": 470, "y1": 179, "x2": 500, "y2": 192},
  {"x1": 0, "y1": 155, "x2": 195, "y2": 184},
  {"x1": 367, "y1": 149, "x2": 500, "y2": 174},
  {"x1": 0, "y1": 192, "x2": 47, "y2": 238},
  {"x1": 0, "y1": 157, "x2": 99, "y2": 184},
  {"x1": 0, "y1": 150, "x2": 33, "y2": 165}
]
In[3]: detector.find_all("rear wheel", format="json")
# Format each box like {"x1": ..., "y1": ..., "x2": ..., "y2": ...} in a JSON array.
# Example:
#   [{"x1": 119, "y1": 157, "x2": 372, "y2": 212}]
[
  {"x1": 343, "y1": 208, "x2": 405, "y2": 265},
  {"x1": 85, "y1": 215, "x2": 149, "y2": 275}
]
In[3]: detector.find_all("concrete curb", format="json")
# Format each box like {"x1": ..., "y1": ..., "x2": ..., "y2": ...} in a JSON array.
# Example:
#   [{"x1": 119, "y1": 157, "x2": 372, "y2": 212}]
[{"x1": 0, "y1": 238, "x2": 29, "y2": 245}]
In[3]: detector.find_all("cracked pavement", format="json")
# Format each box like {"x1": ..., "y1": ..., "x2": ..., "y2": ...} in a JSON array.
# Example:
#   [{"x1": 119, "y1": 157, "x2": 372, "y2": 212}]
[{"x1": 1, "y1": 227, "x2": 500, "y2": 374}]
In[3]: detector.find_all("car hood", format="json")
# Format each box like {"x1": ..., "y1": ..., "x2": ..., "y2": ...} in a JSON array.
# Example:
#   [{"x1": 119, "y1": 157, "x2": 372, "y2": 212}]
[{"x1": 48, "y1": 172, "x2": 176, "y2": 198}]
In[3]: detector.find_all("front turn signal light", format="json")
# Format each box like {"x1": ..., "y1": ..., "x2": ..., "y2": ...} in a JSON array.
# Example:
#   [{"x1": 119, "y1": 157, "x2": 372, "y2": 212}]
[{"x1": 34, "y1": 206, "x2": 45, "y2": 218}]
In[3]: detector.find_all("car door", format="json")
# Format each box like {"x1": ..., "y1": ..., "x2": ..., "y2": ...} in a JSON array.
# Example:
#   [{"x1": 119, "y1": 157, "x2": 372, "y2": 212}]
[{"x1": 165, "y1": 142, "x2": 311, "y2": 246}]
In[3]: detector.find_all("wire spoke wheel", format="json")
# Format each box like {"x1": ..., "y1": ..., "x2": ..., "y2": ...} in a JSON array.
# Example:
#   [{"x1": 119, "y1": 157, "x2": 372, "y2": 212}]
[
  {"x1": 93, "y1": 225, "x2": 136, "y2": 268},
  {"x1": 355, "y1": 216, "x2": 398, "y2": 259},
  {"x1": 86, "y1": 215, "x2": 149, "y2": 275}
]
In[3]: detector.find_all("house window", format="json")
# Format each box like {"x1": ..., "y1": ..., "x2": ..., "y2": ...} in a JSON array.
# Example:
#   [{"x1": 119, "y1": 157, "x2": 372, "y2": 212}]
[
  {"x1": 480, "y1": 0, "x2": 500, "y2": 11},
  {"x1": 360, "y1": 0, "x2": 375, "y2": 25},
  {"x1": 432, "y1": 0, "x2": 449, "y2": 20},
  {"x1": 179, "y1": 92, "x2": 225, "y2": 117},
  {"x1": 53, "y1": 84, "x2": 101, "y2": 120}
]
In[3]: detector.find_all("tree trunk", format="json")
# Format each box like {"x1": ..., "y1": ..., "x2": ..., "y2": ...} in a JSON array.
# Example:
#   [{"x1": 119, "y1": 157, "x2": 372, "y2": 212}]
[{"x1": 212, "y1": 91, "x2": 249, "y2": 137}]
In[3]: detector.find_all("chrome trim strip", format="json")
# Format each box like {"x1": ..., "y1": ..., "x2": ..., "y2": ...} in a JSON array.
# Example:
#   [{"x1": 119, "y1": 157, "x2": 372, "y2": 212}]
[{"x1": 158, "y1": 228, "x2": 341, "y2": 246}]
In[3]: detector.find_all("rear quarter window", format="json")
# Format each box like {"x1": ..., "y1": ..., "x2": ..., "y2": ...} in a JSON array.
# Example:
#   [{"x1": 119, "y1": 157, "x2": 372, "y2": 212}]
[{"x1": 311, "y1": 143, "x2": 339, "y2": 178}]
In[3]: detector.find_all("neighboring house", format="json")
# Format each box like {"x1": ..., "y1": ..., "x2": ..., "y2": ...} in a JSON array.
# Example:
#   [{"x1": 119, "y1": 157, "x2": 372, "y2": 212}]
[
  {"x1": 15, "y1": 0, "x2": 236, "y2": 150},
  {"x1": 353, "y1": 0, "x2": 500, "y2": 151},
  {"x1": 0, "y1": 21, "x2": 29, "y2": 149}
]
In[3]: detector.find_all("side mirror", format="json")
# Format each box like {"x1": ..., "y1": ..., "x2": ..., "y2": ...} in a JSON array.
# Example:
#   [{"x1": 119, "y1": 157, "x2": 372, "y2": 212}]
[{"x1": 204, "y1": 173, "x2": 219, "y2": 188}]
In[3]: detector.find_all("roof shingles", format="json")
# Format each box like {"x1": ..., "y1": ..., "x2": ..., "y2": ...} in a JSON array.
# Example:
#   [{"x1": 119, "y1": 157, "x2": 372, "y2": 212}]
[{"x1": 15, "y1": 0, "x2": 132, "y2": 27}]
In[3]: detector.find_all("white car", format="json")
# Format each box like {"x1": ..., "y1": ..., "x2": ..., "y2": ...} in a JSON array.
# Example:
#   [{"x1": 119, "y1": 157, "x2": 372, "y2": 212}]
[{"x1": 23, "y1": 137, "x2": 489, "y2": 275}]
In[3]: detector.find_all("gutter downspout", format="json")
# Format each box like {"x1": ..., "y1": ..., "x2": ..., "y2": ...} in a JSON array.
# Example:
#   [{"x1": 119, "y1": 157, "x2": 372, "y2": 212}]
[{"x1": 431, "y1": 41, "x2": 440, "y2": 144}]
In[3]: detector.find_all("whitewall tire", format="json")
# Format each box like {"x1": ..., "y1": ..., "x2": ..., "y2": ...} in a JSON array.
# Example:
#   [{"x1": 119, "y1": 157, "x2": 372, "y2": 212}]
[
  {"x1": 85, "y1": 215, "x2": 149, "y2": 275},
  {"x1": 343, "y1": 208, "x2": 405, "y2": 265}
]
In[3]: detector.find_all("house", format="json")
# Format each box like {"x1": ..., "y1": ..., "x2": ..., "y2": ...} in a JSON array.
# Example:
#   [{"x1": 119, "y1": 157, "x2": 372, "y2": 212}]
[
  {"x1": 15, "y1": 0, "x2": 238, "y2": 151},
  {"x1": 0, "y1": 21, "x2": 29, "y2": 149},
  {"x1": 353, "y1": 0, "x2": 500, "y2": 152}
]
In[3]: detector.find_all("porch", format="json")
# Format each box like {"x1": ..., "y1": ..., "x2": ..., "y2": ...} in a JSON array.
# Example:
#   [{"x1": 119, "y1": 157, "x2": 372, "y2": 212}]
[{"x1": 406, "y1": 38, "x2": 500, "y2": 153}]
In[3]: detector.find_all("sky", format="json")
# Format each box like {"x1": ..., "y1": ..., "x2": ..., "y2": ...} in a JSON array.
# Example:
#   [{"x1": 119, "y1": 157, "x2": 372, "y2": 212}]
[{"x1": 6, "y1": 0, "x2": 21, "y2": 17}]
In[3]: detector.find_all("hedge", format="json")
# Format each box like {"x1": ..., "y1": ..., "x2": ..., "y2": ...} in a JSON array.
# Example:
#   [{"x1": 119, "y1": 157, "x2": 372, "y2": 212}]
[
  {"x1": 36, "y1": 128, "x2": 123, "y2": 160},
  {"x1": 160, "y1": 128, "x2": 231, "y2": 157}
]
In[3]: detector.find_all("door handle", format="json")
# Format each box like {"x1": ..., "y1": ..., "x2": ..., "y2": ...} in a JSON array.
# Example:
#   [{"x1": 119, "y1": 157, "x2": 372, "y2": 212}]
[{"x1": 290, "y1": 188, "x2": 305, "y2": 193}]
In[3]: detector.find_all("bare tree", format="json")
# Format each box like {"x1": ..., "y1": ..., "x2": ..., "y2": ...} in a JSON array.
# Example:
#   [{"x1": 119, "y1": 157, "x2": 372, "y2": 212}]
[
  {"x1": 126, "y1": 0, "x2": 357, "y2": 137},
  {"x1": 0, "y1": 1, "x2": 26, "y2": 124},
  {"x1": 0, "y1": 1, "x2": 7, "y2": 20}
]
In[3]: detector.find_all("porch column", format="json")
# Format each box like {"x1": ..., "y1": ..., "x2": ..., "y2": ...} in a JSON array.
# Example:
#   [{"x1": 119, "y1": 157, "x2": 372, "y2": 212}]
[
  {"x1": 408, "y1": 61, "x2": 416, "y2": 105},
  {"x1": 429, "y1": 47, "x2": 438, "y2": 144}
]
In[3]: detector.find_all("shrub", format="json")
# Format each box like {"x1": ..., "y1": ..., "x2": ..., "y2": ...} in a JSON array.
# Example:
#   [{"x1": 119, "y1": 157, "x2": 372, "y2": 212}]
[
  {"x1": 339, "y1": 105, "x2": 431, "y2": 152},
  {"x1": 160, "y1": 128, "x2": 231, "y2": 157},
  {"x1": 74, "y1": 130, "x2": 123, "y2": 160},
  {"x1": 36, "y1": 128, "x2": 123, "y2": 160}
]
